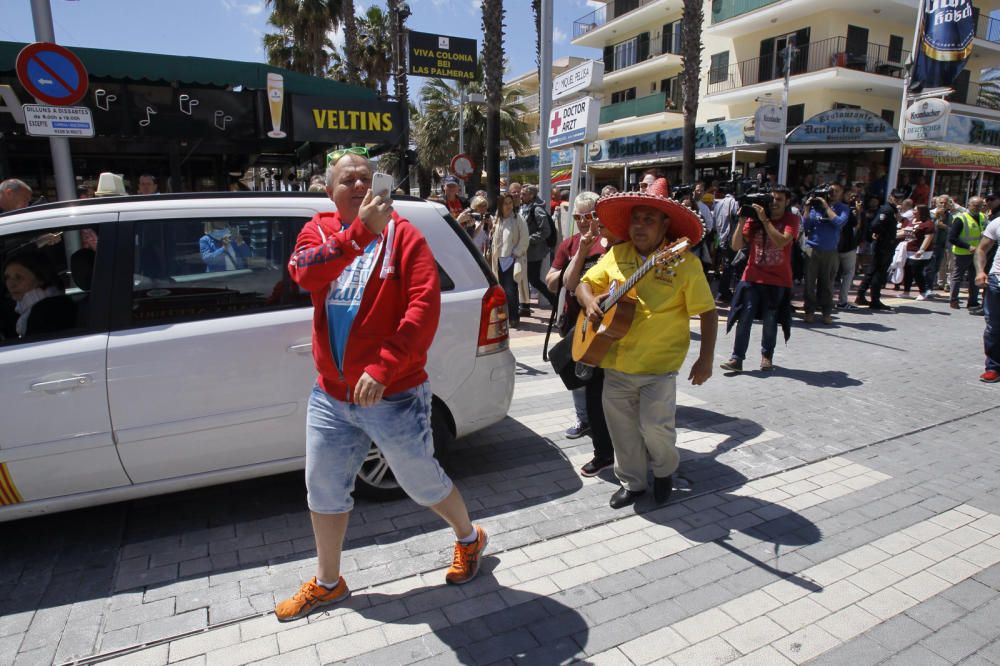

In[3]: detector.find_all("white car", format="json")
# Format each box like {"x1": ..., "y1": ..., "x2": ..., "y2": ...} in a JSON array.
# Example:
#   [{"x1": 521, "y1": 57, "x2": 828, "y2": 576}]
[{"x1": 0, "y1": 193, "x2": 515, "y2": 521}]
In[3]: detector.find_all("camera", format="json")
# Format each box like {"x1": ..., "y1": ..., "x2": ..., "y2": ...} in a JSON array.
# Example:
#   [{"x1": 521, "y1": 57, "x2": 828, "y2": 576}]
[
  {"x1": 738, "y1": 183, "x2": 773, "y2": 219},
  {"x1": 806, "y1": 185, "x2": 833, "y2": 213},
  {"x1": 471, "y1": 212, "x2": 482, "y2": 221},
  {"x1": 672, "y1": 184, "x2": 695, "y2": 200}
]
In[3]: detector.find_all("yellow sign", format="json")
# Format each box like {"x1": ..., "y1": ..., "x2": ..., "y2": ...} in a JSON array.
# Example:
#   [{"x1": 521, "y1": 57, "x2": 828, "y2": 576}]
[{"x1": 291, "y1": 95, "x2": 402, "y2": 143}]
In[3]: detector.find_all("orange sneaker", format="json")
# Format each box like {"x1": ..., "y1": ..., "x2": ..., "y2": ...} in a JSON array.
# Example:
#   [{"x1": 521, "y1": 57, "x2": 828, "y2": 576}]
[
  {"x1": 445, "y1": 525, "x2": 488, "y2": 585},
  {"x1": 274, "y1": 576, "x2": 350, "y2": 622}
]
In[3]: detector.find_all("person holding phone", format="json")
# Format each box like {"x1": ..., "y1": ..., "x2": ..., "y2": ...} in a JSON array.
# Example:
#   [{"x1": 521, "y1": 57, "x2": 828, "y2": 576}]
[
  {"x1": 456, "y1": 195, "x2": 492, "y2": 257},
  {"x1": 277, "y1": 148, "x2": 486, "y2": 622}
]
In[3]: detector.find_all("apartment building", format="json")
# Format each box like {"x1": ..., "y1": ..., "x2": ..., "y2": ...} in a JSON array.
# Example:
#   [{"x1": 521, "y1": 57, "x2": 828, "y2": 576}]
[{"x1": 567, "y1": 0, "x2": 1000, "y2": 197}]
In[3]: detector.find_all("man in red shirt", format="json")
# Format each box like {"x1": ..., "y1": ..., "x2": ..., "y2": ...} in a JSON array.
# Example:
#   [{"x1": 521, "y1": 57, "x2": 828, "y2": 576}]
[
  {"x1": 274, "y1": 150, "x2": 485, "y2": 622},
  {"x1": 442, "y1": 175, "x2": 468, "y2": 218},
  {"x1": 720, "y1": 186, "x2": 800, "y2": 373}
]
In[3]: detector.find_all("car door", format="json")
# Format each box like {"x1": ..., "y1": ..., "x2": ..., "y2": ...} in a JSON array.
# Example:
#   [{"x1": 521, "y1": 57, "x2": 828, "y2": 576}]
[
  {"x1": 0, "y1": 214, "x2": 130, "y2": 511},
  {"x1": 106, "y1": 206, "x2": 318, "y2": 483}
]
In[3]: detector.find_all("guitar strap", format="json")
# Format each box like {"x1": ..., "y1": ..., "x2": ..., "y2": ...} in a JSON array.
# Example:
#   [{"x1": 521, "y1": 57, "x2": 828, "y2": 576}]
[{"x1": 542, "y1": 265, "x2": 567, "y2": 363}]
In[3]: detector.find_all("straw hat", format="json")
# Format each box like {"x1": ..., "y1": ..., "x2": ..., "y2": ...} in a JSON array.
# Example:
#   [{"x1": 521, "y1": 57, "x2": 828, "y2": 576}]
[
  {"x1": 595, "y1": 177, "x2": 704, "y2": 245},
  {"x1": 94, "y1": 172, "x2": 127, "y2": 197}
]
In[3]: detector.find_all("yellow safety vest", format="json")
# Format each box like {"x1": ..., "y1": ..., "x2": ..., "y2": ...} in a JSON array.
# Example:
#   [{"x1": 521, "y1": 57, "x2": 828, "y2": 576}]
[{"x1": 952, "y1": 212, "x2": 985, "y2": 256}]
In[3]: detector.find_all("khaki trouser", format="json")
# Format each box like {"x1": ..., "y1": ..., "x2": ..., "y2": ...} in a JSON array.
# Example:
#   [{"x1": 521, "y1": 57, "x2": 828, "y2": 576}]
[{"x1": 602, "y1": 369, "x2": 679, "y2": 492}]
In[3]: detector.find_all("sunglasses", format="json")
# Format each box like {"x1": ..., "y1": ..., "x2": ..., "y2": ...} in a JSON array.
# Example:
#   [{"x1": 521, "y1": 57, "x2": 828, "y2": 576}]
[
  {"x1": 572, "y1": 211, "x2": 597, "y2": 221},
  {"x1": 328, "y1": 146, "x2": 369, "y2": 165}
]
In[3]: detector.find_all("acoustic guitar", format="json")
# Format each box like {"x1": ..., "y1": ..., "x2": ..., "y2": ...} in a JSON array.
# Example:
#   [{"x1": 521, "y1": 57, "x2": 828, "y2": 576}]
[{"x1": 571, "y1": 238, "x2": 690, "y2": 366}]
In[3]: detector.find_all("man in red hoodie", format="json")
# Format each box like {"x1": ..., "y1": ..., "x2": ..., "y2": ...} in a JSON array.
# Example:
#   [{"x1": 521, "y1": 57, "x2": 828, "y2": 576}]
[{"x1": 275, "y1": 150, "x2": 487, "y2": 622}]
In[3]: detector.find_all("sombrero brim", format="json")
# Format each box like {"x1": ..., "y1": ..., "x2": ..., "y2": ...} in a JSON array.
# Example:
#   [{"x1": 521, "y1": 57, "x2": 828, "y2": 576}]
[{"x1": 595, "y1": 193, "x2": 705, "y2": 246}]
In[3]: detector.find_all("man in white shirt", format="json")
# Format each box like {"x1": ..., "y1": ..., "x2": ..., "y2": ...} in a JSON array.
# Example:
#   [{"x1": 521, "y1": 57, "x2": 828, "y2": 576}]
[{"x1": 976, "y1": 216, "x2": 1000, "y2": 383}]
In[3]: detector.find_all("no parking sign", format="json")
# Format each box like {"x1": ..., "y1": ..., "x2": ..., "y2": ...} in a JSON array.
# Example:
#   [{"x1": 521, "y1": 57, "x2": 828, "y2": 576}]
[{"x1": 15, "y1": 42, "x2": 89, "y2": 106}]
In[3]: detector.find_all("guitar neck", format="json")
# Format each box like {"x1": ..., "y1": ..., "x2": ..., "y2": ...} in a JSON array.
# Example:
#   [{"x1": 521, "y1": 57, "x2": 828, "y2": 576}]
[{"x1": 600, "y1": 240, "x2": 687, "y2": 313}]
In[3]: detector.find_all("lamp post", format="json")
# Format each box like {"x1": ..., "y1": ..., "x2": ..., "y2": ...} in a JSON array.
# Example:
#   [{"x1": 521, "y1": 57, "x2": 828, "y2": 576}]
[
  {"x1": 390, "y1": 1, "x2": 411, "y2": 187},
  {"x1": 776, "y1": 36, "x2": 797, "y2": 186}
]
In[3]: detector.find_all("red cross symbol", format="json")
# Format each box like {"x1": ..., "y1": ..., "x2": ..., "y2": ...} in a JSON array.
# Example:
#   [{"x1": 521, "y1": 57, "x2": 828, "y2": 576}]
[{"x1": 550, "y1": 111, "x2": 562, "y2": 135}]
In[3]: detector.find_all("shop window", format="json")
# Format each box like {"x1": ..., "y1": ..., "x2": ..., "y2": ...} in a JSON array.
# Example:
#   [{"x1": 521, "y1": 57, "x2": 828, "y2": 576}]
[
  {"x1": 611, "y1": 87, "x2": 637, "y2": 105},
  {"x1": 881, "y1": 109, "x2": 895, "y2": 126},
  {"x1": 0, "y1": 225, "x2": 105, "y2": 346},
  {"x1": 129, "y1": 217, "x2": 311, "y2": 327},
  {"x1": 786, "y1": 104, "x2": 805, "y2": 132},
  {"x1": 709, "y1": 51, "x2": 729, "y2": 85}
]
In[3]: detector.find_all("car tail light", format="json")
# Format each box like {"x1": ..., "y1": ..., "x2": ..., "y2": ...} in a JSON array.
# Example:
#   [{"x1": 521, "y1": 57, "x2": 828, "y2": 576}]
[{"x1": 477, "y1": 285, "x2": 509, "y2": 356}]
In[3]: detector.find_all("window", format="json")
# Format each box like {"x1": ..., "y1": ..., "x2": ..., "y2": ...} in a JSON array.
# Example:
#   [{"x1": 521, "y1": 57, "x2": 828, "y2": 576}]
[
  {"x1": 881, "y1": 109, "x2": 895, "y2": 126},
  {"x1": 611, "y1": 87, "x2": 637, "y2": 105},
  {"x1": 613, "y1": 37, "x2": 638, "y2": 71},
  {"x1": 709, "y1": 51, "x2": 730, "y2": 85},
  {"x1": 129, "y1": 217, "x2": 311, "y2": 326},
  {"x1": 0, "y1": 225, "x2": 104, "y2": 346},
  {"x1": 661, "y1": 77, "x2": 681, "y2": 110},
  {"x1": 662, "y1": 21, "x2": 682, "y2": 55},
  {"x1": 888, "y1": 35, "x2": 903, "y2": 63},
  {"x1": 786, "y1": 104, "x2": 805, "y2": 131}
]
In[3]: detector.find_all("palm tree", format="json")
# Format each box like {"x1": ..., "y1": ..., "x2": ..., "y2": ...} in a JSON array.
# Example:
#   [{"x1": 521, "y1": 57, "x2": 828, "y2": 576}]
[
  {"x1": 341, "y1": 1, "x2": 360, "y2": 86},
  {"x1": 482, "y1": 0, "x2": 505, "y2": 209},
  {"x1": 418, "y1": 77, "x2": 532, "y2": 193},
  {"x1": 327, "y1": 6, "x2": 395, "y2": 96},
  {"x1": 680, "y1": 0, "x2": 704, "y2": 185},
  {"x1": 263, "y1": 0, "x2": 358, "y2": 77}
]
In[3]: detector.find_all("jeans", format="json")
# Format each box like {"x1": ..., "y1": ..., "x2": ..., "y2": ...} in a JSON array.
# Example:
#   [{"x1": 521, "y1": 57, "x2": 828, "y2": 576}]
[
  {"x1": 904, "y1": 258, "x2": 930, "y2": 294},
  {"x1": 571, "y1": 387, "x2": 588, "y2": 424},
  {"x1": 527, "y1": 259, "x2": 555, "y2": 307},
  {"x1": 731, "y1": 283, "x2": 785, "y2": 361},
  {"x1": 985, "y1": 275, "x2": 1000, "y2": 372},
  {"x1": 837, "y1": 250, "x2": 857, "y2": 305},
  {"x1": 804, "y1": 249, "x2": 839, "y2": 316},
  {"x1": 951, "y1": 254, "x2": 980, "y2": 306},
  {"x1": 305, "y1": 382, "x2": 452, "y2": 514},
  {"x1": 924, "y1": 248, "x2": 945, "y2": 292},
  {"x1": 498, "y1": 263, "x2": 520, "y2": 325}
]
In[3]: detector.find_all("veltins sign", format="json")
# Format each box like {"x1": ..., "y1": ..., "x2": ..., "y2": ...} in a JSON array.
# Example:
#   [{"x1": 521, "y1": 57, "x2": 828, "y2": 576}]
[
  {"x1": 786, "y1": 108, "x2": 899, "y2": 144},
  {"x1": 553, "y1": 60, "x2": 604, "y2": 101},
  {"x1": 752, "y1": 102, "x2": 784, "y2": 144},
  {"x1": 407, "y1": 31, "x2": 477, "y2": 82},
  {"x1": 903, "y1": 98, "x2": 951, "y2": 142},
  {"x1": 291, "y1": 95, "x2": 402, "y2": 143},
  {"x1": 548, "y1": 96, "x2": 600, "y2": 149}
]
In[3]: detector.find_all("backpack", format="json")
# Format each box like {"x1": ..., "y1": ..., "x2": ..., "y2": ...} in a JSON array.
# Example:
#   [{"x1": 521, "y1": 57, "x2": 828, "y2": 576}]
[{"x1": 539, "y1": 204, "x2": 558, "y2": 249}]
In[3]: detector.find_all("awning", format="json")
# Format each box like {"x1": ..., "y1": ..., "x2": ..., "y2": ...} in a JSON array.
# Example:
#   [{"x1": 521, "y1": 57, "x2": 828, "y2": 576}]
[
  {"x1": 0, "y1": 40, "x2": 373, "y2": 99},
  {"x1": 901, "y1": 141, "x2": 1000, "y2": 174},
  {"x1": 588, "y1": 145, "x2": 771, "y2": 170}
]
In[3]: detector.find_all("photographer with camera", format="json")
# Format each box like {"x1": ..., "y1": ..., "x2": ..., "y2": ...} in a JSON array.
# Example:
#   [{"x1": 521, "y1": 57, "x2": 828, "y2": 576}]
[
  {"x1": 713, "y1": 185, "x2": 741, "y2": 303},
  {"x1": 720, "y1": 185, "x2": 800, "y2": 373},
  {"x1": 456, "y1": 195, "x2": 492, "y2": 258},
  {"x1": 802, "y1": 183, "x2": 849, "y2": 324},
  {"x1": 855, "y1": 188, "x2": 907, "y2": 311}
]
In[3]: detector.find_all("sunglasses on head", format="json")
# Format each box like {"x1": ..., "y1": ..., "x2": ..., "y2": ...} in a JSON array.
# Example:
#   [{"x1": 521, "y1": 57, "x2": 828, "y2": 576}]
[{"x1": 329, "y1": 146, "x2": 369, "y2": 164}]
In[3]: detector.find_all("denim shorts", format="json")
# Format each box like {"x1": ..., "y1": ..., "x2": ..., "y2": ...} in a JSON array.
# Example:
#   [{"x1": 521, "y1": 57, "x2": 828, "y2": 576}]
[{"x1": 305, "y1": 381, "x2": 453, "y2": 514}]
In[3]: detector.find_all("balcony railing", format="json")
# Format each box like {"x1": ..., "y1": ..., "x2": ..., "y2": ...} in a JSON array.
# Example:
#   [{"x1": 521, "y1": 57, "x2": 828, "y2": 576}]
[
  {"x1": 572, "y1": 0, "x2": 659, "y2": 39},
  {"x1": 600, "y1": 33, "x2": 682, "y2": 75},
  {"x1": 709, "y1": 0, "x2": 780, "y2": 24},
  {"x1": 599, "y1": 91, "x2": 682, "y2": 124},
  {"x1": 949, "y1": 81, "x2": 1000, "y2": 110},
  {"x1": 977, "y1": 11, "x2": 1000, "y2": 43},
  {"x1": 706, "y1": 36, "x2": 910, "y2": 94}
]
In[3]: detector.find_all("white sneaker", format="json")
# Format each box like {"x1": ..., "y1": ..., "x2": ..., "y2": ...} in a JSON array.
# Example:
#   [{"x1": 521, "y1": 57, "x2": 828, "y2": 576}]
[{"x1": 915, "y1": 293, "x2": 927, "y2": 301}]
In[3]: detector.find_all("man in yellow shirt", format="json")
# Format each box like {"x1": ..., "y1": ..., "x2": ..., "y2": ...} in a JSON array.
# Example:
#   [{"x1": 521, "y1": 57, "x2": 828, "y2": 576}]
[{"x1": 577, "y1": 178, "x2": 718, "y2": 509}]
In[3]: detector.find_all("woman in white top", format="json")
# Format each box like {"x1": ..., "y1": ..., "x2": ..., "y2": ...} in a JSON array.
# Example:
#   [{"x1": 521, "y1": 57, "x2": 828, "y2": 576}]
[{"x1": 490, "y1": 192, "x2": 530, "y2": 327}]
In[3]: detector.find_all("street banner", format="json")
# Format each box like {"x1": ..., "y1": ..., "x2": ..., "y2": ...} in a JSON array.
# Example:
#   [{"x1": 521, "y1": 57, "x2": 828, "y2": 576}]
[
  {"x1": 911, "y1": 0, "x2": 976, "y2": 90},
  {"x1": 291, "y1": 95, "x2": 402, "y2": 143},
  {"x1": 902, "y1": 142, "x2": 1000, "y2": 173},
  {"x1": 407, "y1": 31, "x2": 477, "y2": 82},
  {"x1": 902, "y1": 98, "x2": 951, "y2": 141}
]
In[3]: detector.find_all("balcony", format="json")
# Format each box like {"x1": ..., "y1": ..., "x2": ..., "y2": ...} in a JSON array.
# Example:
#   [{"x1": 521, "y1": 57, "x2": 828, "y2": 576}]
[
  {"x1": 599, "y1": 91, "x2": 682, "y2": 124},
  {"x1": 949, "y1": 81, "x2": 1000, "y2": 112},
  {"x1": 572, "y1": 0, "x2": 678, "y2": 48},
  {"x1": 573, "y1": 0, "x2": 659, "y2": 39},
  {"x1": 706, "y1": 36, "x2": 909, "y2": 98},
  {"x1": 977, "y1": 11, "x2": 1000, "y2": 45},
  {"x1": 709, "y1": 0, "x2": 779, "y2": 25}
]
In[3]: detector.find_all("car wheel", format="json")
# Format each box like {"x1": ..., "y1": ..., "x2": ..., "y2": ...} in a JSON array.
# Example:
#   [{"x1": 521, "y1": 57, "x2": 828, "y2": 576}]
[{"x1": 353, "y1": 403, "x2": 453, "y2": 501}]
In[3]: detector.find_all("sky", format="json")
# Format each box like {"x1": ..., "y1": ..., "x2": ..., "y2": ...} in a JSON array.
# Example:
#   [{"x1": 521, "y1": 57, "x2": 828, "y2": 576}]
[{"x1": 2, "y1": 0, "x2": 606, "y2": 99}]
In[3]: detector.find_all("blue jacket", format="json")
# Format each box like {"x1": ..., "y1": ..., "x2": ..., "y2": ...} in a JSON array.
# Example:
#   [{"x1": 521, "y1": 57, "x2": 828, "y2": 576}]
[
  {"x1": 200, "y1": 234, "x2": 252, "y2": 272},
  {"x1": 804, "y1": 201, "x2": 849, "y2": 252}
]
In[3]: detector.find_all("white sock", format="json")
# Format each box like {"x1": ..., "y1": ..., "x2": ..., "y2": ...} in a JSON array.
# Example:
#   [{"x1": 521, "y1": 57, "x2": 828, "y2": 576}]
[
  {"x1": 316, "y1": 577, "x2": 339, "y2": 589},
  {"x1": 458, "y1": 528, "x2": 478, "y2": 544}
]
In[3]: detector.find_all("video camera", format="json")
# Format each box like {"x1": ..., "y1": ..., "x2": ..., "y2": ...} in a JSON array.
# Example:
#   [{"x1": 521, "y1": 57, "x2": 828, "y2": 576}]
[
  {"x1": 672, "y1": 184, "x2": 695, "y2": 200},
  {"x1": 806, "y1": 185, "x2": 834, "y2": 213},
  {"x1": 738, "y1": 182, "x2": 773, "y2": 219}
]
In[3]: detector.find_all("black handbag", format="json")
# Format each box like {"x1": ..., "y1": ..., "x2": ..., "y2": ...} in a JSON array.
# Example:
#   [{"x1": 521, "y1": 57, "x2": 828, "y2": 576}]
[{"x1": 548, "y1": 327, "x2": 591, "y2": 390}]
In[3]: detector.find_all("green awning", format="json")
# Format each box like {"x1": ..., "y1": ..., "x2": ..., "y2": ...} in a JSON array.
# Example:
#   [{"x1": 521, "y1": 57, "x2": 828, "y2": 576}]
[{"x1": 0, "y1": 40, "x2": 374, "y2": 99}]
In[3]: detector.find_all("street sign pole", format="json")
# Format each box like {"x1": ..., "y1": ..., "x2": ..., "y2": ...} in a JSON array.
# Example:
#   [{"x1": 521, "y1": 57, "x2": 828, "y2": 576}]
[
  {"x1": 30, "y1": 0, "x2": 76, "y2": 202},
  {"x1": 538, "y1": 0, "x2": 553, "y2": 204}
]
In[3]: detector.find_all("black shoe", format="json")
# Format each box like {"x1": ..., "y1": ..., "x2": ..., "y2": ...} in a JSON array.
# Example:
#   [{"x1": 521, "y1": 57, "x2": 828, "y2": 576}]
[
  {"x1": 609, "y1": 487, "x2": 644, "y2": 509},
  {"x1": 870, "y1": 303, "x2": 893, "y2": 312},
  {"x1": 719, "y1": 358, "x2": 743, "y2": 373},
  {"x1": 519, "y1": 306, "x2": 532, "y2": 317},
  {"x1": 855, "y1": 296, "x2": 870, "y2": 306},
  {"x1": 969, "y1": 307, "x2": 984, "y2": 316},
  {"x1": 653, "y1": 476, "x2": 673, "y2": 504},
  {"x1": 580, "y1": 456, "x2": 613, "y2": 477}
]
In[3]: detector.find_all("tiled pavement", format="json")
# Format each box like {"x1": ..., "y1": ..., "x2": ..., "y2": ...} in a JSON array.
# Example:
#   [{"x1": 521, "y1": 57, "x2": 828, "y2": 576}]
[{"x1": 2, "y1": 290, "x2": 1000, "y2": 665}]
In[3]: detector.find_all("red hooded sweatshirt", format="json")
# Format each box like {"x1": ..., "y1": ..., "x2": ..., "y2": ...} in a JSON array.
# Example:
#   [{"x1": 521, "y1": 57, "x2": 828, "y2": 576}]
[{"x1": 288, "y1": 210, "x2": 440, "y2": 402}]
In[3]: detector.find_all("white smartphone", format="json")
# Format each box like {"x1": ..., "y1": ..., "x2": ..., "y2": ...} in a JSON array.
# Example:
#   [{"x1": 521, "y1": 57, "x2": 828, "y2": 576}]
[{"x1": 372, "y1": 172, "x2": 394, "y2": 200}]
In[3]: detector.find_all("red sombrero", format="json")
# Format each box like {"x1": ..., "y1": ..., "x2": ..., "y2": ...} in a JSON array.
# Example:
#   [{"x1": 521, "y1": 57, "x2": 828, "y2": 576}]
[{"x1": 595, "y1": 177, "x2": 704, "y2": 245}]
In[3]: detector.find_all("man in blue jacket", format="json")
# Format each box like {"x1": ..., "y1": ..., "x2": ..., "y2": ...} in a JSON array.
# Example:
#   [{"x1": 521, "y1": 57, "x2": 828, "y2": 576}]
[{"x1": 802, "y1": 182, "x2": 849, "y2": 324}]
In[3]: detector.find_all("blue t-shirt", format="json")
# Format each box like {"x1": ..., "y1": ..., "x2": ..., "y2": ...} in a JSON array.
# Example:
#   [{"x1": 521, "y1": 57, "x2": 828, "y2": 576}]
[
  {"x1": 326, "y1": 237, "x2": 381, "y2": 373},
  {"x1": 805, "y1": 201, "x2": 849, "y2": 252}
]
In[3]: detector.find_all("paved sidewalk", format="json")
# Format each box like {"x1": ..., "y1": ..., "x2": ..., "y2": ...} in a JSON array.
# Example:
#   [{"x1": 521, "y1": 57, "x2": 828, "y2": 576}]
[{"x1": 2, "y1": 293, "x2": 1000, "y2": 665}]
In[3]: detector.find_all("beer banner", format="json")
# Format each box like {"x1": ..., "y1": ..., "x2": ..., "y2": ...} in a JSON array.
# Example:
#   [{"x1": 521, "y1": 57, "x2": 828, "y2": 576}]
[
  {"x1": 290, "y1": 95, "x2": 403, "y2": 144},
  {"x1": 911, "y1": 0, "x2": 976, "y2": 90},
  {"x1": 902, "y1": 142, "x2": 1000, "y2": 173}
]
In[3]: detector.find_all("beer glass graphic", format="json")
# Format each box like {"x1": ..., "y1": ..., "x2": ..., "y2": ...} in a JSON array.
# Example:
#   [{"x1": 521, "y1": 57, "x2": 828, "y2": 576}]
[{"x1": 266, "y1": 73, "x2": 286, "y2": 139}]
